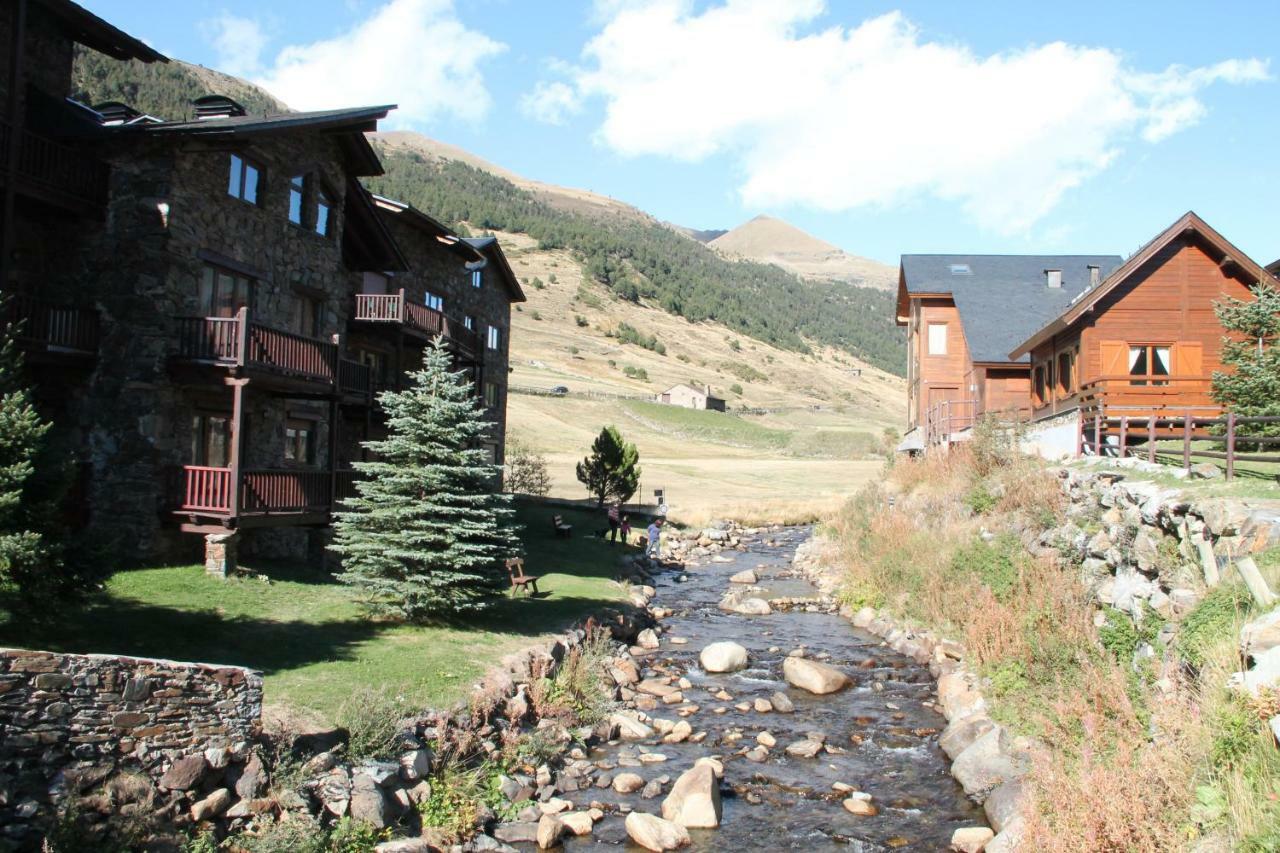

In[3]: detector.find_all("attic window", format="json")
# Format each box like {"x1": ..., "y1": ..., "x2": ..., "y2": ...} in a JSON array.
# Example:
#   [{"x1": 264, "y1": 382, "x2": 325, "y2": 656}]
[
  {"x1": 949, "y1": 264, "x2": 971, "y2": 275},
  {"x1": 1046, "y1": 269, "x2": 1062, "y2": 289}
]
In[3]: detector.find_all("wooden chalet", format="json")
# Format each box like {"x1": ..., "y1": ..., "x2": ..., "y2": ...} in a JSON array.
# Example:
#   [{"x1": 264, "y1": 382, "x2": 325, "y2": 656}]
[
  {"x1": 1008, "y1": 211, "x2": 1279, "y2": 451},
  {"x1": 895, "y1": 253, "x2": 1121, "y2": 449}
]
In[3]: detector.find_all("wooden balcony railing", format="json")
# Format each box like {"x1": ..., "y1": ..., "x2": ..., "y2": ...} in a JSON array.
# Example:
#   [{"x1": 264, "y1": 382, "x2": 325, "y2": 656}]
[
  {"x1": 3, "y1": 295, "x2": 99, "y2": 356},
  {"x1": 178, "y1": 466, "x2": 353, "y2": 516},
  {"x1": 0, "y1": 119, "x2": 110, "y2": 208},
  {"x1": 925, "y1": 398, "x2": 978, "y2": 446},
  {"x1": 352, "y1": 289, "x2": 481, "y2": 358},
  {"x1": 175, "y1": 307, "x2": 372, "y2": 397},
  {"x1": 1079, "y1": 412, "x2": 1280, "y2": 480},
  {"x1": 1078, "y1": 375, "x2": 1218, "y2": 418}
]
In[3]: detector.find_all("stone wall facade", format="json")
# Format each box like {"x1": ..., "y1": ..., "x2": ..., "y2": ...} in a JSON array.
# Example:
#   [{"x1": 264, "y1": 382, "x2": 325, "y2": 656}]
[{"x1": 0, "y1": 648, "x2": 262, "y2": 845}]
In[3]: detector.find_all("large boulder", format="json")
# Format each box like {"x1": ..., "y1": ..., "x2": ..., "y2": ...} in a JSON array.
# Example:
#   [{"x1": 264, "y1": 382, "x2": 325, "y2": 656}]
[
  {"x1": 537, "y1": 814, "x2": 566, "y2": 849},
  {"x1": 950, "y1": 826, "x2": 995, "y2": 852},
  {"x1": 734, "y1": 598, "x2": 773, "y2": 616},
  {"x1": 611, "y1": 712, "x2": 654, "y2": 741},
  {"x1": 1243, "y1": 607, "x2": 1280, "y2": 660},
  {"x1": 350, "y1": 774, "x2": 391, "y2": 828},
  {"x1": 661, "y1": 764, "x2": 721, "y2": 828},
  {"x1": 729, "y1": 569, "x2": 758, "y2": 584},
  {"x1": 951, "y1": 727, "x2": 1027, "y2": 802},
  {"x1": 625, "y1": 811, "x2": 691, "y2": 851},
  {"x1": 782, "y1": 656, "x2": 851, "y2": 695},
  {"x1": 699, "y1": 642, "x2": 749, "y2": 673},
  {"x1": 637, "y1": 629, "x2": 661, "y2": 649},
  {"x1": 613, "y1": 772, "x2": 645, "y2": 794}
]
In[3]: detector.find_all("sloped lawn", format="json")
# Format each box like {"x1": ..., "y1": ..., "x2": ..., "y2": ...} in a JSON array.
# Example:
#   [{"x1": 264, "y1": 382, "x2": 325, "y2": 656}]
[{"x1": 0, "y1": 501, "x2": 630, "y2": 723}]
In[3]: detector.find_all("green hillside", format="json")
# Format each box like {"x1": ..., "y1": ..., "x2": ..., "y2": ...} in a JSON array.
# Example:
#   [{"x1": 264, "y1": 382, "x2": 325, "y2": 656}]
[{"x1": 366, "y1": 152, "x2": 905, "y2": 374}]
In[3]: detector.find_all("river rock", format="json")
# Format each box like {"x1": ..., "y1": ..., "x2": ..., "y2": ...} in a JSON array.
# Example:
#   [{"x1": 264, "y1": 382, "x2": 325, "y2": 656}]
[
  {"x1": 537, "y1": 814, "x2": 566, "y2": 849},
  {"x1": 700, "y1": 641, "x2": 749, "y2": 673},
  {"x1": 612, "y1": 713, "x2": 655, "y2": 741},
  {"x1": 770, "y1": 691, "x2": 795, "y2": 713},
  {"x1": 662, "y1": 763, "x2": 722, "y2": 828},
  {"x1": 637, "y1": 629, "x2": 661, "y2": 649},
  {"x1": 734, "y1": 597, "x2": 773, "y2": 616},
  {"x1": 940, "y1": 714, "x2": 996, "y2": 760},
  {"x1": 729, "y1": 569, "x2": 758, "y2": 584},
  {"x1": 613, "y1": 773, "x2": 645, "y2": 794},
  {"x1": 695, "y1": 757, "x2": 724, "y2": 778},
  {"x1": 753, "y1": 697, "x2": 773, "y2": 712},
  {"x1": 782, "y1": 656, "x2": 851, "y2": 695},
  {"x1": 952, "y1": 727, "x2": 1027, "y2": 801},
  {"x1": 638, "y1": 679, "x2": 680, "y2": 698},
  {"x1": 784, "y1": 738, "x2": 823, "y2": 758},
  {"x1": 983, "y1": 779, "x2": 1028, "y2": 833},
  {"x1": 950, "y1": 826, "x2": 995, "y2": 852},
  {"x1": 561, "y1": 811, "x2": 594, "y2": 835},
  {"x1": 842, "y1": 793, "x2": 877, "y2": 816},
  {"x1": 625, "y1": 811, "x2": 691, "y2": 851}
]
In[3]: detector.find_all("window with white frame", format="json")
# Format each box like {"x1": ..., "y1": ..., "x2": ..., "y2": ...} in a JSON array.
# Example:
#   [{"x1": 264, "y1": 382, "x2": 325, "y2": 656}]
[
  {"x1": 927, "y1": 323, "x2": 947, "y2": 356},
  {"x1": 487, "y1": 325, "x2": 501, "y2": 351},
  {"x1": 315, "y1": 189, "x2": 331, "y2": 237},
  {"x1": 228, "y1": 154, "x2": 260, "y2": 204},
  {"x1": 425, "y1": 292, "x2": 444, "y2": 312},
  {"x1": 288, "y1": 174, "x2": 305, "y2": 224},
  {"x1": 471, "y1": 268, "x2": 482, "y2": 288}
]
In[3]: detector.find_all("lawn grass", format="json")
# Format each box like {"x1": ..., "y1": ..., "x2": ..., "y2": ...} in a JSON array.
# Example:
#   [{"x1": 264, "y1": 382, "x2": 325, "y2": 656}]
[{"x1": 0, "y1": 502, "x2": 630, "y2": 724}]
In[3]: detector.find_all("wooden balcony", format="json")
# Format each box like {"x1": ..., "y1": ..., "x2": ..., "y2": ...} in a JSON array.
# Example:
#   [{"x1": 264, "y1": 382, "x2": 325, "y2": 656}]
[
  {"x1": 3, "y1": 296, "x2": 99, "y2": 363},
  {"x1": 176, "y1": 466, "x2": 360, "y2": 529},
  {"x1": 0, "y1": 119, "x2": 110, "y2": 213},
  {"x1": 1077, "y1": 375, "x2": 1219, "y2": 419},
  {"x1": 173, "y1": 307, "x2": 372, "y2": 399},
  {"x1": 925, "y1": 398, "x2": 978, "y2": 447},
  {"x1": 352, "y1": 289, "x2": 481, "y2": 361}
]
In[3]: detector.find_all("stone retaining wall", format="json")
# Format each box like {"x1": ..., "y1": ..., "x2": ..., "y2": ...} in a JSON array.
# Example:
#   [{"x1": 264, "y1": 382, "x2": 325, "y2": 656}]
[{"x1": 0, "y1": 648, "x2": 262, "y2": 845}]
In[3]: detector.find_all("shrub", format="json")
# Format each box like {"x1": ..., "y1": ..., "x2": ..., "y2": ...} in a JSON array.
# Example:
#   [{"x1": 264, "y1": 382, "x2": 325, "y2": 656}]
[
  {"x1": 337, "y1": 685, "x2": 407, "y2": 760},
  {"x1": 575, "y1": 314, "x2": 588, "y2": 327},
  {"x1": 622, "y1": 365, "x2": 650, "y2": 382},
  {"x1": 504, "y1": 440, "x2": 552, "y2": 497},
  {"x1": 729, "y1": 383, "x2": 744, "y2": 396},
  {"x1": 530, "y1": 277, "x2": 545, "y2": 290},
  {"x1": 529, "y1": 629, "x2": 616, "y2": 724},
  {"x1": 1212, "y1": 693, "x2": 1262, "y2": 770},
  {"x1": 1097, "y1": 606, "x2": 1160, "y2": 664},
  {"x1": 722, "y1": 361, "x2": 767, "y2": 382},
  {"x1": 530, "y1": 310, "x2": 543, "y2": 320},
  {"x1": 327, "y1": 818, "x2": 389, "y2": 852},
  {"x1": 949, "y1": 534, "x2": 1020, "y2": 602},
  {"x1": 1177, "y1": 583, "x2": 1254, "y2": 668},
  {"x1": 964, "y1": 481, "x2": 998, "y2": 514},
  {"x1": 616, "y1": 322, "x2": 665, "y2": 355},
  {"x1": 548, "y1": 274, "x2": 557, "y2": 283}
]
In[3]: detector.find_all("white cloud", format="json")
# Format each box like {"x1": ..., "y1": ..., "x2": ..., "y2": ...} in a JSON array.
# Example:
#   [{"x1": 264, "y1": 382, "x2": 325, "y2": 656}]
[
  {"x1": 538, "y1": 1, "x2": 1269, "y2": 231},
  {"x1": 520, "y1": 81, "x2": 581, "y2": 125},
  {"x1": 254, "y1": 0, "x2": 506, "y2": 127},
  {"x1": 201, "y1": 13, "x2": 269, "y2": 78}
]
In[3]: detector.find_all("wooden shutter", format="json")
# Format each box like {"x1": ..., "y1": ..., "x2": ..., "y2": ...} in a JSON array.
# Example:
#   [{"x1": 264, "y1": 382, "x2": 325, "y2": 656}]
[
  {"x1": 1172, "y1": 342, "x2": 1203, "y2": 389},
  {"x1": 1099, "y1": 341, "x2": 1127, "y2": 380}
]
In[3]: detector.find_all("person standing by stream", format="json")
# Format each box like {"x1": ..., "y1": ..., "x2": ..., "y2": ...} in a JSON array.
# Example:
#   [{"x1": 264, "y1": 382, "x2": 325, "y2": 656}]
[
  {"x1": 607, "y1": 502, "x2": 621, "y2": 544},
  {"x1": 646, "y1": 517, "x2": 663, "y2": 559}
]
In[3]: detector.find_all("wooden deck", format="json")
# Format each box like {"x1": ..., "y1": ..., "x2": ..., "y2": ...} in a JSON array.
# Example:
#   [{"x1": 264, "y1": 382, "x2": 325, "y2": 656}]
[
  {"x1": 173, "y1": 307, "x2": 374, "y2": 399},
  {"x1": 352, "y1": 289, "x2": 481, "y2": 361},
  {"x1": 3, "y1": 296, "x2": 99, "y2": 363},
  {"x1": 0, "y1": 119, "x2": 110, "y2": 213},
  {"x1": 176, "y1": 466, "x2": 362, "y2": 530},
  {"x1": 1078, "y1": 375, "x2": 1219, "y2": 419}
]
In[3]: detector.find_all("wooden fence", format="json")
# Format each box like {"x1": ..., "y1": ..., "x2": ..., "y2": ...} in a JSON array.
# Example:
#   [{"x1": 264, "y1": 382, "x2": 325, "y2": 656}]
[{"x1": 1078, "y1": 412, "x2": 1280, "y2": 479}]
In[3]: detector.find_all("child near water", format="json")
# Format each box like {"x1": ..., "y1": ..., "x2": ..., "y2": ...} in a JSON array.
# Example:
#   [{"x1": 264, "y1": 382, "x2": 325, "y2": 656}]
[{"x1": 646, "y1": 518, "x2": 663, "y2": 559}]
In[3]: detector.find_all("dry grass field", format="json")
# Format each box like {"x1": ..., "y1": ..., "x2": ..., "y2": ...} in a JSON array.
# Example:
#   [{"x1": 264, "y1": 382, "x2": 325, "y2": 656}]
[{"x1": 497, "y1": 230, "x2": 904, "y2": 524}]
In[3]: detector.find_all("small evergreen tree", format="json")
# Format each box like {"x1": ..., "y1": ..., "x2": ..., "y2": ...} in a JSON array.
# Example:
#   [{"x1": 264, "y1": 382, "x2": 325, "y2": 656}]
[
  {"x1": 0, "y1": 320, "x2": 59, "y2": 599},
  {"x1": 1212, "y1": 282, "x2": 1280, "y2": 435},
  {"x1": 330, "y1": 339, "x2": 521, "y2": 620},
  {"x1": 576, "y1": 426, "x2": 640, "y2": 507}
]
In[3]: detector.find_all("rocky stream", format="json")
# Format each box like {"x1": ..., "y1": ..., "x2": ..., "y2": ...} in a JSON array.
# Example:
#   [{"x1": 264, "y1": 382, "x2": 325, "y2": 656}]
[{"x1": 501, "y1": 527, "x2": 990, "y2": 851}]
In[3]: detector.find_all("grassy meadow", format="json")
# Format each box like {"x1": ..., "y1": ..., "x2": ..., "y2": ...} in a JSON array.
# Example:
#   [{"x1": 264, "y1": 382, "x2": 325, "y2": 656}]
[{"x1": 0, "y1": 502, "x2": 631, "y2": 725}]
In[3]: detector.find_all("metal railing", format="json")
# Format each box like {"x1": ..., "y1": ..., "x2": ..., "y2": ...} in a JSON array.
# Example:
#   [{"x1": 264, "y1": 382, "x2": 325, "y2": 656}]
[{"x1": 924, "y1": 398, "x2": 979, "y2": 446}]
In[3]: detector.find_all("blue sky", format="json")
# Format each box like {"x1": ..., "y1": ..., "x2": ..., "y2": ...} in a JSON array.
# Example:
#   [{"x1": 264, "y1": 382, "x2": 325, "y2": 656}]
[{"x1": 85, "y1": 1, "x2": 1279, "y2": 267}]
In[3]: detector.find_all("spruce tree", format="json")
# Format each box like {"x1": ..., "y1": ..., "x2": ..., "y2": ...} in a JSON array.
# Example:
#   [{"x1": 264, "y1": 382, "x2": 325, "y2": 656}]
[
  {"x1": 1212, "y1": 281, "x2": 1280, "y2": 435},
  {"x1": 330, "y1": 339, "x2": 521, "y2": 620},
  {"x1": 0, "y1": 318, "x2": 58, "y2": 599},
  {"x1": 576, "y1": 426, "x2": 641, "y2": 507}
]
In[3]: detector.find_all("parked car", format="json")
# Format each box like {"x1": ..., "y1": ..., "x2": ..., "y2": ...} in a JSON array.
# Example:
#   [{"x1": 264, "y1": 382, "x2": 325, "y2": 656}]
[{"x1": 550, "y1": 385, "x2": 569, "y2": 396}]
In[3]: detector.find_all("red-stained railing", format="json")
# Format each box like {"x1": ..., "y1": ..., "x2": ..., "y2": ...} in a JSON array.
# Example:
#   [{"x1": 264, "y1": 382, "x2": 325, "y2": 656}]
[
  {"x1": 0, "y1": 119, "x2": 110, "y2": 207},
  {"x1": 175, "y1": 307, "x2": 340, "y2": 384},
  {"x1": 180, "y1": 466, "x2": 233, "y2": 512},
  {"x1": 334, "y1": 469, "x2": 361, "y2": 505},
  {"x1": 339, "y1": 358, "x2": 372, "y2": 399},
  {"x1": 352, "y1": 289, "x2": 481, "y2": 358},
  {"x1": 4, "y1": 295, "x2": 99, "y2": 354},
  {"x1": 241, "y1": 470, "x2": 332, "y2": 514}
]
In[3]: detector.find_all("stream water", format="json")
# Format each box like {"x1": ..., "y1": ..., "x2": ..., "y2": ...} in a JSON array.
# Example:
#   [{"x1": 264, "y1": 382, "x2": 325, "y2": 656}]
[{"x1": 559, "y1": 526, "x2": 987, "y2": 851}]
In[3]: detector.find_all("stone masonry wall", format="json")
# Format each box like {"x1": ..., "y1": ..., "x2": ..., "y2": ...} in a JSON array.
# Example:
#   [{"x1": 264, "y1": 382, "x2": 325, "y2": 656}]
[{"x1": 0, "y1": 648, "x2": 262, "y2": 845}]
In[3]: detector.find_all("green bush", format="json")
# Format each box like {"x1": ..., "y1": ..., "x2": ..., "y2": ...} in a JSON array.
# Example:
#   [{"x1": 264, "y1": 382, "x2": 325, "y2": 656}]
[
  {"x1": 622, "y1": 365, "x2": 650, "y2": 382},
  {"x1": 949, "y1": 535, "x2": 1020, "y2": 602},
  {"x1": 328, "y1": 818, "x2": 389, "y2": 852},
  {"x1": 1177, "y1": 583, "x2": 1254, "y2": 668},
  {"x1": 615, "y1": 322, "x2": 666, "y2": 355},
  {"x1": 574, "y1": 315, "x2": 588, "y2": 327},
  {"x1": 1097, "y1": 606, "x2": 1161, "y2": 663},
  {"x1": 530, "y1": 277, "x2": 544, "y2": 290},
  {"x1": 722, "y1": 361, "x2": 767, "y2": 382},
  {"x1": 1212, "y1": 693, "x2": 1262, "y2": 769},
  {"x1": 964, "y1": 481, "x2": 998, "y2": 515},
  {"x1": 729, "y1": 383, "x2": 744, "y2": 396}
]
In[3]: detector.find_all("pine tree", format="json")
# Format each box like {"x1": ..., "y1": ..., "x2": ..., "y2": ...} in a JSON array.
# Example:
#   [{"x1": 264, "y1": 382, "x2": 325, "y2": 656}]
[
  {"x1": 0, "y1": 318, "x2": 58, "y2": 599},
  {"x1": 576, "y1": 426, "x2": 641, "y2": 507},
  {"x1": 330, "y1": 339, "x2": 521, "y2": 620},
  {"x1": 1212, "y1": 281, "x2": 1280, "y2": 435}
]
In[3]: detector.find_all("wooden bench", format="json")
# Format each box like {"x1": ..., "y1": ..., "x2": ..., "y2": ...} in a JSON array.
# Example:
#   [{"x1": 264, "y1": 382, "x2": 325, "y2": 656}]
[
  {"x1": 551, "y1": 514, "x2": 573, "y2": 538},
  {"x1": 505, "y1": 558, "x2": 540, "y2": 596}
]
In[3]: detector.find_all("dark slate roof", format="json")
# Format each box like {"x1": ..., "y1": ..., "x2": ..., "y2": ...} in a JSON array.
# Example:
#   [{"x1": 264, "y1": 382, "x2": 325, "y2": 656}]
[
  {"x1": 900, "y1": 254, "x2": 1122, "y2": 363},
  {"x1": 463, "y1": 237, "x2": 527, "y2": 303},
  {"x1": 37, "y1": 0, "x2": 168, "y2": 63}
]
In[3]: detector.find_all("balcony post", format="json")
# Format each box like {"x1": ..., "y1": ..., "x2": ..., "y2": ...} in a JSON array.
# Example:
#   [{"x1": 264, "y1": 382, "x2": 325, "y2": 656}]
[
  {"x1": 1148, "y1": 416, "x2": 1157, "y2": 464},
  {"x1": 1226, "y1": 413, "x2": 1236, "y2": 481},
  {"x1": 1118, "y1": 416, "x2": 1127, "y2": 459},
  {"x1": 1183, "y1": 411, "x2": 1192, "y2": 471},
  {"x1": 397, "y1": 288, "x2": 407, "y2": 323},
  {"x1": 234, "y1": 305, "x2": 249, "y2": 368},
  {"x1": 328, "y1": 397, "x2": 339, "y2": 514},
  {"x1": 228, "y1": 378, "x2": 249, "y2": 519}
]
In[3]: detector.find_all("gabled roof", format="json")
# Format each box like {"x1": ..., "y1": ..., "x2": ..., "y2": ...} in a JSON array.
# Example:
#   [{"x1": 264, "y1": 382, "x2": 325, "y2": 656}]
[
  {"x1": 343, "y1": 183, "x2": 408, "y2": 273},
  {"x1": 1267, "y1": 257, "x2": 1280, "y2": 277},
  {"x1": 36, "y1": 0, "x2": 168, "y2": 63},
  {"x1": 372, "y1": 195, "x2": 483, "y2": 264},
  {"x1": 116, "y1": 105, "x2": 395, "y2": 176},
  {"x1": 462, "y1": 237, "x2": 527, "y2": 303},
  {"x1": 662, "y1": 383, "x2": 719, "y2": 399},
  {"x1": 898, "y1": 254, "x2": 1122, "y2": 364},
  {"x1": 1009, "y1": 211, "x2": 1279, "y2": 359}
]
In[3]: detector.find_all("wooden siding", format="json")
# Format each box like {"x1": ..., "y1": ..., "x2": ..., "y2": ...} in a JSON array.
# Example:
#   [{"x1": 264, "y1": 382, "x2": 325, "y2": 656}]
[
  {"x1": 1033, "y1": 237, "x2": 1254, "y2": 420},
  {"x1": 909, "y1": 297, "x2": 970, "y2": 428},
  {"x1": 983, "y1": 367, "x2": 1031, "y2": 417}
]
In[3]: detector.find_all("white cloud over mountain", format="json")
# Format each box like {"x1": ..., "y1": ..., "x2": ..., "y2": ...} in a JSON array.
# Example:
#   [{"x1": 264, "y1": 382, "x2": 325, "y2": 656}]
[
  {"x1": 533, "y1": 0, "x2": 1269, "y2": 231},
  {"x1": 205, "y1": 0, "x2": 506, "y2": 126}
]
